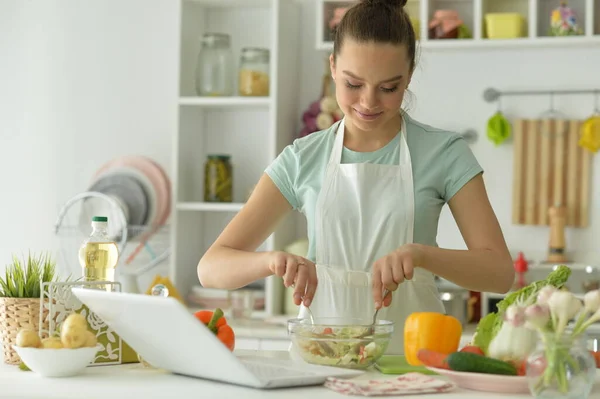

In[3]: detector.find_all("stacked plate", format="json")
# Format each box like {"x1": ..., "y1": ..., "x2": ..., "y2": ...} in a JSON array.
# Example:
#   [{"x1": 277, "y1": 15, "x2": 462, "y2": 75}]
[{"x1": 80, "y1": 155, "x2": 171, "y2": 238}]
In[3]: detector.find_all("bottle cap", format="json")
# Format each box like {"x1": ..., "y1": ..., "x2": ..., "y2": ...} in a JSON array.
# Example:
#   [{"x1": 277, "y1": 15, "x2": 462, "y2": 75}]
[
  {"x1": 92, "y1": 216, "x2": 108, "y2": 222},
  {"x1": 514, "y1": 252, "x2": 528, "y2": 273}
]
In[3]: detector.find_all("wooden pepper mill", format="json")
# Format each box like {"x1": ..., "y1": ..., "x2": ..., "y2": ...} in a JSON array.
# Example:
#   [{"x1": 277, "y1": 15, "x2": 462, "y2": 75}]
[{"x1": 547, "y1": 204, "x2": 568, "y2": 263}]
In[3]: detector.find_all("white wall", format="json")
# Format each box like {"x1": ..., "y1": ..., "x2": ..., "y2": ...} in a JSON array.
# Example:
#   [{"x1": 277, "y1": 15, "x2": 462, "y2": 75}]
[
  {"x1": 294, "y1": 0, "x2": 600, "y2": 265},
  {"x1": 1, "y1": 0, "x2": 598, "y2": 284},
  {"x1": 0, "y1": 0, "x2": 178, "y2": 282}
]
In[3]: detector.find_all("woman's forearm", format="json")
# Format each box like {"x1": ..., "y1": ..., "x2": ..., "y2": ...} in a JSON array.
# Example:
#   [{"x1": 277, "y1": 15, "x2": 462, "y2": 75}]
[
  {"x1": 415, "y1": 243, "x2": 515, "y2": 294},
  {"x1": 197, "y1": 246, "x2": 272, "y2": 289}
]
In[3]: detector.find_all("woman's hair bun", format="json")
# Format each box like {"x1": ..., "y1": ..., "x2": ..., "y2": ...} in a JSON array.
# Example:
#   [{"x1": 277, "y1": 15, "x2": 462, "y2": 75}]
[{"x1": 363, "y1": 0, "x2": 407, "y2": 8}]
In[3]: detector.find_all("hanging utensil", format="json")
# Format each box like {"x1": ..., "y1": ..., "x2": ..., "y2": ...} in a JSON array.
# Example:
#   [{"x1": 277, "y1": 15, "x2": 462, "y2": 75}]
[
  {"x1": 579, "y1": 90, "x2": 600, "y2": 153},
  {"x1": 539, "y1": 92, "x2": 568, "y2": 138},
  {"x1": 486, "y1": 96, "x2": 511, "y2": 146}
]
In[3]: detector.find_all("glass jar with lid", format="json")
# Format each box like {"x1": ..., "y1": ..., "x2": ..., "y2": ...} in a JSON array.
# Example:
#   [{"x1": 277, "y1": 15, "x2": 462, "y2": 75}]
[
  {"x1": 204, "y1": 154, "x2": 233, "y2": 202},
  {"x1": 238, "y1": 48, "x2": 270, "y2": 97},
  {"x1": 195, "y1": 33, "x2": 234, "y2": 96}
]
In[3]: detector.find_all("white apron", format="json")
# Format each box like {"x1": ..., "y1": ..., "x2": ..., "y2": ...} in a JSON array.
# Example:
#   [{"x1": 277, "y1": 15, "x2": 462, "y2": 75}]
[{"x1": 292, "y1": 115, "x2": 445, "y2": 357}]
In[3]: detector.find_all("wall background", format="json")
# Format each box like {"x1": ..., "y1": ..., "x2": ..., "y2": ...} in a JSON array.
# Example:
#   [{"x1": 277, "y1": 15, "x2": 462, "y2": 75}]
[{"x1": 1, "y1": 0, "x2": 598, "y2": 282}]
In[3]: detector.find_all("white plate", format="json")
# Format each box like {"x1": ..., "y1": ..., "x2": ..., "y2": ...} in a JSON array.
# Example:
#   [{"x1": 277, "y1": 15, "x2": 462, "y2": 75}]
[{"x1": 94, "y1": 165, "x2": 158, "y2": 227}]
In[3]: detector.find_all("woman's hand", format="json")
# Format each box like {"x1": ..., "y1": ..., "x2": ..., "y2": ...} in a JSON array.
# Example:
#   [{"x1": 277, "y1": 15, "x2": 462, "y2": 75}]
[
  {"x1": 371, "y1": 244, "x2": 425, "y2": 309},
  {"x1": 267, "y1": 251, "x2": 318, "y2": 307}
]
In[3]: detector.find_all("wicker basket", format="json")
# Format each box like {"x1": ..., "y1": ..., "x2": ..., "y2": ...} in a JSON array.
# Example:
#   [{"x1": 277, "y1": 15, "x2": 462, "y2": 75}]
[{"x1": 0, "y1": 297, "x2": 50, "y2": 365}]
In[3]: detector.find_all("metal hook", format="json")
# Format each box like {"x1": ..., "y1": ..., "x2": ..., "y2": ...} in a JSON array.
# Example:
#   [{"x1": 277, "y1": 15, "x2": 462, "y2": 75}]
[{"x1": 540, "y1": 91, "x2": 566, "y2": 120}]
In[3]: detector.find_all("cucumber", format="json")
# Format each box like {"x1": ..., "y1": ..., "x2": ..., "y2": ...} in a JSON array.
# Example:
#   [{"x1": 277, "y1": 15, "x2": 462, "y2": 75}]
[{"x1": 446, "y1": 352, "x2": 518, "y2": 376}]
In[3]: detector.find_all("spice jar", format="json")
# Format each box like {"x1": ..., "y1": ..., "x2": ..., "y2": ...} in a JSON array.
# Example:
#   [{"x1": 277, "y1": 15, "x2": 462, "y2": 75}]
[
  {"x1": 204, "y1": 155, "x2": 233, "y2": 202},
  {"x1": 195, "y1": 33, "x2": 234, "y2": 96},
  {"x1": 238, "y1": 48, "x2": 270, "y2": 97}
]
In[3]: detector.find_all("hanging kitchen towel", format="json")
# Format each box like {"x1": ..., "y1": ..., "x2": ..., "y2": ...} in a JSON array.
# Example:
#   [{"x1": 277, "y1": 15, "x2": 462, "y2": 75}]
[{"x1": 324, "y1": 373, "x2": 456, "y2": 396}]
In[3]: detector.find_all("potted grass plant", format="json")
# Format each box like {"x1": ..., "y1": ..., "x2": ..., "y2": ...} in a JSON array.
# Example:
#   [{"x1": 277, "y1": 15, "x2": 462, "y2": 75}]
[{"x1": 0, "y1": 252, "x2": 58, "y2": 365}]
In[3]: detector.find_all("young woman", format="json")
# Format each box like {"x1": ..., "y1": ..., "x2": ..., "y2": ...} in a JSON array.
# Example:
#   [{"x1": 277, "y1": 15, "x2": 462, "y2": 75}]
[{"x1": 198, "y1": 0, "x2": 514, "y2": 354}]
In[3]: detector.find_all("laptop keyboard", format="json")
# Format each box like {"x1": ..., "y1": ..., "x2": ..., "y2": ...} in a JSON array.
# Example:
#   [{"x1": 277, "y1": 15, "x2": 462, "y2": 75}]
[{"x1": 242, "y1": 361, "x2": 317, "y2": 379}]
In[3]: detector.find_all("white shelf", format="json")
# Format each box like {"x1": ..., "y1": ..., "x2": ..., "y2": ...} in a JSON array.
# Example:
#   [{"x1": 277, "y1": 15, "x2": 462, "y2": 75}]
[
  {"x1": 171, "y1": 0, "x2": 301, "y2": 318},
  {"x1": 179, "y1": 96, "x2": 272, "y2": 107},
  {"x1": 177, "y1": 202, "x2": 246, "y2": 212},
  {"x1": 183, "y1": 0, "x2": 272, "y2": 7},
  {"x1": 316, "y1": 35, "x2": 600, "y2": 51},
  {"x1": 316, "y1": 0, "x2": 599, "y2": 51}
]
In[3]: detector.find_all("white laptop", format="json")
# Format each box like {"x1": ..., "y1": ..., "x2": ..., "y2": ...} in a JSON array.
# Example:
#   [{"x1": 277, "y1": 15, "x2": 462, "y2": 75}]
[{"x1": 71, "y1": 288, "x2": 363, "y2": 389}]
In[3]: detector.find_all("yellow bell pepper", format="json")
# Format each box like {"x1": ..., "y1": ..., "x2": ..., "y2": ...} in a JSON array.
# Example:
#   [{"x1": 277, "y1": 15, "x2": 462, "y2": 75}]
[{"x1": 404, "y1": 312, "x2": 463, "y2": 366}]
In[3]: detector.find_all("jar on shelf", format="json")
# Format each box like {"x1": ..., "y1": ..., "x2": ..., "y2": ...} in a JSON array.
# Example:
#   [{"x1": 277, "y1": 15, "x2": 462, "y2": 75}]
[
  {"x1": 195, "y1": 33, "x2": 234, "y2": 97},
  {"x1": 238, "y1": 48, "x2": 270, "y2": 97},
  {"x1": 204, "y1": 155, "x2": 233, "y2": 202}
]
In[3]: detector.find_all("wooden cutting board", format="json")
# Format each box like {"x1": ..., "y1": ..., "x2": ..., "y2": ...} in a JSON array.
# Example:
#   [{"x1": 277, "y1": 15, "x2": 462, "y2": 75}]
[{"x1": 512, "y1": 119, "x2": 593, "y2": 227}]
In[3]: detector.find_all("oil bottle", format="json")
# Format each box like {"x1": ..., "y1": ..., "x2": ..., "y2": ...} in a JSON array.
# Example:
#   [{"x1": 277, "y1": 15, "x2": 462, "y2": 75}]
[{"x1": 78, "y1": 216, "x2": 119, "y2": 290}]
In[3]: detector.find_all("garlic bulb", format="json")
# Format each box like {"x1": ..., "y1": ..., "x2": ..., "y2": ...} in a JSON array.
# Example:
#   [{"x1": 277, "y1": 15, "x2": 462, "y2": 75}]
[
  {"x1": 583, "y1": 290, "x2": 600, "y2": 314},
  {"x1": 487, "y1": 305, "x2": 538, "y2": 362},
  {"x1": 316, "y1": 112, "x2": 334, "y2": 130},
  {"x1": 320, "y1": 96, "x2": 338, "y2": 114},
  {"x1": 524, "y1": 304, "x2": 550, "y2": 330}
]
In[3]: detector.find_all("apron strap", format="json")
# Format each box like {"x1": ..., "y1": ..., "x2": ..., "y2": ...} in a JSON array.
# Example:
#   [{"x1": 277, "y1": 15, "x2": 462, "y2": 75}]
[
  {"x1": 328, "y1": 119, "x2": 345, "y2": 166},
  {"x1": 329, "y1": 115, "x2": 411, "y2": 168}
]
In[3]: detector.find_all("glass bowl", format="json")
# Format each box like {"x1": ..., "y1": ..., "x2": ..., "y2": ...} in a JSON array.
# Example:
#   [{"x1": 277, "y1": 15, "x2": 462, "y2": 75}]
[{"x1": 287, "y1": 317, "x2": 394, "y2": 369}]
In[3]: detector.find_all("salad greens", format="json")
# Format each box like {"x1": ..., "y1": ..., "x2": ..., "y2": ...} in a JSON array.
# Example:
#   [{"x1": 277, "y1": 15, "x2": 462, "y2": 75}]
[
  {"x1": 473, "y1": 265, "x2": 571, "y2": 354},
  {"x1": 294, "y1": 326, "x2": 387, "y2": 368}
]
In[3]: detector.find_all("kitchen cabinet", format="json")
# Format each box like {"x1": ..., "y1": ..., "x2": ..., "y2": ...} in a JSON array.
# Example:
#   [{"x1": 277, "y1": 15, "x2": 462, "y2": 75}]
[
  {"x1": 259, "y1": 339, "x2": 292, "y2": 351},
  {"x1": 235, "y1": 337, "x2": 291, "y2": 351},
  {"x1": 316, "y1": 0, "x2": 600, "y2": 50},
  {"x1": 235, "y1": 338, "x2": 262, "y2": 350},
  {"x1": 170, "y1": 0, "x2": 302, "y2": 317}
]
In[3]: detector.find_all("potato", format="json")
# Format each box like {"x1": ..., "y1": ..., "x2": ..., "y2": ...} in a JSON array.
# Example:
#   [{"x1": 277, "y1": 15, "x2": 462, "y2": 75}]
[
  {"x1": 16, "y1": 329, "x2": 41, "y2": 348},
  {"x1": 60, "y1": 324, "x2": 87, "y2": 349},
  {"x1": 83, "y1": 330, "x2": 97, "y2": 348},
  {"x1": 62, "y1": 313, "x2": 87, "y2": 330},
  {"x1": 41, "y1": 337, "x2": 63, "y2": 349}
]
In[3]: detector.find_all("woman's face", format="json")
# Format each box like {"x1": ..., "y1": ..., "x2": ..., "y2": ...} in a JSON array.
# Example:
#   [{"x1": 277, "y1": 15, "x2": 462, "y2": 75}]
[{"x1": 330, "y1": 38, "x2": 412, "y2": 134}]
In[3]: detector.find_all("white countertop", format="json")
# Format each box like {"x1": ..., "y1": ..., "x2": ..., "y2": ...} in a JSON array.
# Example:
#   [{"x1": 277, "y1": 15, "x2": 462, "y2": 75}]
[{"x1": 2, "y1": 349, "x2": 599, "y2": 399}]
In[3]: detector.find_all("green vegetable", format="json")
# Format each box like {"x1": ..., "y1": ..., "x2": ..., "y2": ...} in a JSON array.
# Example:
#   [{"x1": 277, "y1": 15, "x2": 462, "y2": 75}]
[
  {"x1": 473, "y1": 265, "x2": 572, "y2": 354},
  {"x1": 486, "y1": 112, "x2": 511, "y2": 146},
  {"x1": 18, "y1": 362, "x2": 30, "y2": 371},
  {"x1": 447, "y1": 352, "x2": 517, "y2": 376}
]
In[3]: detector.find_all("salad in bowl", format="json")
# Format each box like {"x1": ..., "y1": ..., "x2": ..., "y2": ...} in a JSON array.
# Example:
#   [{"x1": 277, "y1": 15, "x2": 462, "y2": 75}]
[{"x1": 288, "y1": 317, "x2": 394, "y2": 369}]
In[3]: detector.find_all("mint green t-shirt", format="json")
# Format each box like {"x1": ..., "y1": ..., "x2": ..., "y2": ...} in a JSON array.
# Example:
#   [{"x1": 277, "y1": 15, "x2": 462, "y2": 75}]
[{"x1": 265, "y1": 114, "x2": 483, "y2": 263}]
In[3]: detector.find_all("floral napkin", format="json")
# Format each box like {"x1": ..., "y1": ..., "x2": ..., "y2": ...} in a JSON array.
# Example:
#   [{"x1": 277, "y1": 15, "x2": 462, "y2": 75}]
[{"x1": 324, "y1": 373, "x2": 456, "y2": 396}]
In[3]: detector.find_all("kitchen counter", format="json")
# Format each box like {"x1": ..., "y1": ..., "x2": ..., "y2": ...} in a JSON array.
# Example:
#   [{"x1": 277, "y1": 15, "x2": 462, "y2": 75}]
[{"x1": 2, "y1": 349, "x2": 598, "y2": 399}]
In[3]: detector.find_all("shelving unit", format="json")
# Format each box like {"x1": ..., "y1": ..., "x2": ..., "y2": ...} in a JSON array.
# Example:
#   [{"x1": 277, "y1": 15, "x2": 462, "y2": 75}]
[
  {"x1": 316, "y1": 0, "x2": 599, "y2": 50},
  {"x1": 170, "y1": 0, "x2": 301, "y2": 317}
]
